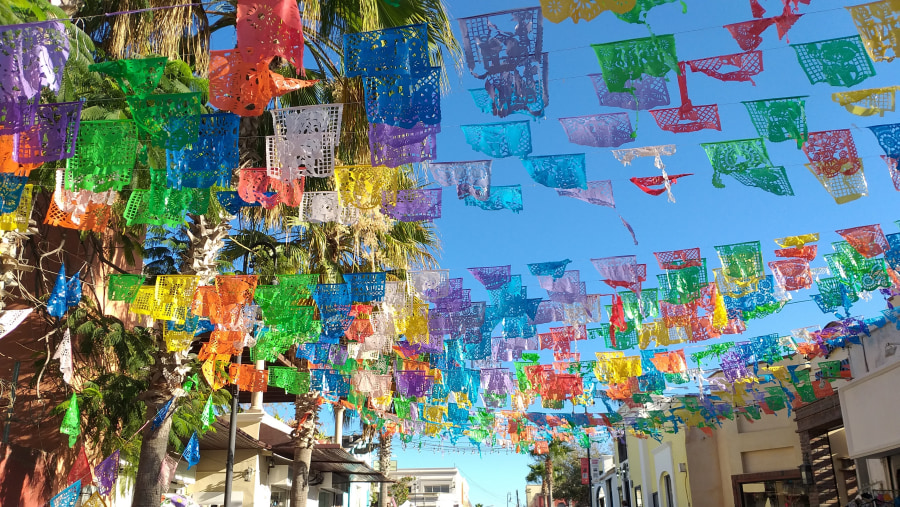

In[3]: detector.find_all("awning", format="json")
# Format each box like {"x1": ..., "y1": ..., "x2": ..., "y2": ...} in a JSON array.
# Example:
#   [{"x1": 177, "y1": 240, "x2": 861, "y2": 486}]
[
  {"x1": 198, "y1": 418, "x2": 270, "y2": 451},
  {"x1": 271, "y1": 443, "x2": 393, "y2": 483}
]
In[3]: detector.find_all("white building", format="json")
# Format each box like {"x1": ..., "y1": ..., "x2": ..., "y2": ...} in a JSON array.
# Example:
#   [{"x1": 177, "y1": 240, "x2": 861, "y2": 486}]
[{"x1": 388, "y1": 467, "x2": 472, "y2": 507}]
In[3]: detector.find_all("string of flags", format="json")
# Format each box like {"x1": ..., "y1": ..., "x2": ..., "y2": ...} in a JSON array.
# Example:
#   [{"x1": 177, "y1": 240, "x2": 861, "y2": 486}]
[{"x1": 4, "y1": 0, "x2": 900, "y2": 501}]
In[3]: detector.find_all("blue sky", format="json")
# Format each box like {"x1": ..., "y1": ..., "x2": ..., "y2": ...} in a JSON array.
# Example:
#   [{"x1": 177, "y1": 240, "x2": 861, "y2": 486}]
[
  {"x1": 262, "y1": 0, "x2": 900, "y2": 503},
  {"x1": 393, "y1": 0, "x2": 899, "y2": 502}
]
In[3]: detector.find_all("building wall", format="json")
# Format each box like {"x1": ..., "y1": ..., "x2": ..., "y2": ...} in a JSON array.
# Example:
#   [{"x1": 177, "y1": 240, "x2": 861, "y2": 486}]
[
  {"x1": 187, "y1": 449, "x2": 260, "y2": 505},
  {"x1": 617, "y1": 431, "x2": 691, "y2": 507},
  {"x1": 391, "y1": 468, "x2": 470, "y2": 507}
]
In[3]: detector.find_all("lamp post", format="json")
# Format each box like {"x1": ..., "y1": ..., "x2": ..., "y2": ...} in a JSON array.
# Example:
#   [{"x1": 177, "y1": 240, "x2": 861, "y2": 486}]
[{"x1": 224, "y1": 242, "x2": 277, "y2": 507}]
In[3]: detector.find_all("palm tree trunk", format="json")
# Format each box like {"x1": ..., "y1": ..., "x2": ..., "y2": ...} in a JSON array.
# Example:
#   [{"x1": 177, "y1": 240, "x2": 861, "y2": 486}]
[
  {"x1": 378, "y1": 430, "x2": 392, "y2": 507},
  {"x1": 132, "y1": 394, "x2": 172, "y2": 507},
  {"x1": 546, "y1": 455, "x2": 554, "y2": 507},
  {"x1": 291, "y1": 392, "x2": 320, "y2": 507}
]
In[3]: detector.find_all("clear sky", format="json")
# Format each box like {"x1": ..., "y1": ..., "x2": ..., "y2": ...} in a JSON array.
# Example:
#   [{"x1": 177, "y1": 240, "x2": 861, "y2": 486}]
[{"x1": 266, "y1": 0, "x2": 900, "y2": 503}]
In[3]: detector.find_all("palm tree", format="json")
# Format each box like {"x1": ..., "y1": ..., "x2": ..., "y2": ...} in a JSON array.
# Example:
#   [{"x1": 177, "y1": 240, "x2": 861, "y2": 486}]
[{"x1": 528, "y1": 440, "x2": 569, "y2": 507}]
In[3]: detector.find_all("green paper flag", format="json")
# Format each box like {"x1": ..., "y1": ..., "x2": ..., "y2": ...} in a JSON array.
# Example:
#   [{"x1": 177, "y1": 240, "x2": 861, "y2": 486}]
[
  {"x1": 60, "y1": 392, "x2": 80, "y2": 448},
  {"x1": 591, "y1": 35, "x2": 679, "y2": 94},
  {"x1": 201, "y1": 394, "x2": 215, "y2": 429}
]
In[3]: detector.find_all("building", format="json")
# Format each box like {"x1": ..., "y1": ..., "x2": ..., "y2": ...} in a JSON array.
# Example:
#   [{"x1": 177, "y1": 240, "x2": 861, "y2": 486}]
[
  {"x1": 602, "y1": 330, "x2": 869, "y2": 507},
  {"x1": 184, "y1": 402, "x2": 388, "y2": 507},
  {"x1": 388, "y1": 467, "x2": 471, "y2": 507},
  {"x1": 839, "y1": 316, "x2": 900, "y2": 500}
]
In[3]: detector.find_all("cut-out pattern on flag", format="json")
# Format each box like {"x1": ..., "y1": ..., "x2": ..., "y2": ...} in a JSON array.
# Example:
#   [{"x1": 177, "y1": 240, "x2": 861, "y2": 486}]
[
  {"x1": 0, "y1": 98, "x2": 36, "y2": 137},
  {"x1": 553, "y1": 186, "x2": 618, "y2": 220},
  {"x1": 458, "y1": 9, "x2": 549, "y2": 118},
  {"x1": 847, "y1": 0, "x2": 900, "y2": 62},
  {"x1": 868, "y1": 123, "x2": 900, "y2": 159},
  {"x1": 14, "y1": 101, "x2": 82, "y2": 164},
  {"x1": 428, "y1": 160, "x2": 492, "y2": 201},
  {"x1": 883, "y1": 155, "x2": 900, "y2": 191},
  {"x1": 167, "y1": 112, "x2": 239, "y2": 189},
  {"x1": 559, "y1": 114, "x2": 635, "y2": 148},
  {"x1": 335, "y1": 165, "x2": 389, "y2": 210},
  {"x1": 804, "y1": 130, "x2": 863, "y2": 178},
  {"x1": 89, "y1": 57, "x2": 166, "y2": 97},
  {"x1": 0, "y1": 173, "x2": 28, "y2": 213},
  {"x1": 551, "y1": 186, "x2": 614, "y2": 220},
  {"x1": 592, "y1": 255, "x2": 646, "y2": 296},
  {"x1": 126, "y1": 92, "x2": 200, "y2": 150},
  {"x1": 0, "y1": 135, "x2": 41, "y2": 176},
  {"x1": 369, "y1": 122, "x2": 439, "y2": 168},
  {"x1": 49, "y1": 480, "x2": 81, "y2": 507},
  {"x1": 702, "y1": 138, "x2": 794, "y2": 196},
  {"x1": 654, "y1": 248, "x2": 702, "y2": 270},
  {"x1": 217, "y1": 191, "x2": 262, "y2": 215},
  {"x1": 238, "y1": 167, "x2": 305, "y2": 209},
  {"x1": 769, "y1": 258, "x2": 813, "y2": 291},
  {"x1": 612, "y1": 144, "x2": 685, "y2": 201},
  {"x1": 60, "y1": 392, "x2": 79, "y2": 447},
  {"x1": 209, "y1": 47, "x2": 316, "y2": 117},
  {"x1": 724, "y1": 10, "x2": 803, "y2": 51},
  {"x1": 459, "y1": 8, "x2": 543, "y2": 77},
  {"x1": 836, "y1": 224, "x2": 889, "y2": 258},
  {"x1": 363, "y1": 67, "x2": 441, "y2": 128},
  {"x1": 686, "y1": 50, "x2": 763, "y2": 83},
  {"x1": 589, "y1": 73, "x2": 670, "y2": 111},
  {"x1": 237, "y1": 0, "x2": 308, "y2": 72},
  {"x1": 630, "y1": 174, "x2": 692, "y2": 198},
  {"x1": 45, "y1": 191, "x2": 112, "y2": 233},
  {"x1": 650, "y1": 63, "x2": 721, "y2": 134},
  {"x1": 344, "y1": 24, "x2": 430, "y2": 78},
  {"x1": 743, "y1": 96, "x2": 808, "y2": 147},
  {"x1": 182, "y1": 432, "x2": 200, "y2": 469},
  {"x1": 805, "y1": 160, "x2": 869, "y2": 204},
  {"x1": 94, "y1": 450, "x2": 120, "y2": 496},
  {"x1": 540, "y1": 0, "x2": 639, "y2": 23},
  {"x1": 123, "y1": 188, "x2": 211, "y2": 227},
  {"x1": 53, "y1": 329, "x2": 73, "y2": 385},
  {"x1": 528, "y1": 260, "x2": 572, "y2": 279},
  {"x1": 343, "y1": 272, "x2": 387, "y2": 303},
  {"x1": 591, "y1": 35, "x2": 679, "y2": 94},
  {"x1": 792, "y1": 35, "x2": 876, "y2": 87},
  {"x1": 833, "y1": 86, "x2": 899, "y2": 116},
  {"x1": 64, "y1": 120, "x2": 139, "y2": 192},
  {"x1": 301, "y1": 191, "x2": 358, "y2": 225},
  {"x1": 461, "y1": 121, "x2": 532, "y2": 158},
  {"x1": 270, "y1": 104, "x2": 344, "y2": 179},
  {"x1": 0, "y1": 21, "x2": 69, "y2": 101},
  {"x1": 464, "y1": 185, "x2": 523, "y2": 213},
  {"x1": 522, "y1": 154, "x2": 588, "y2": 189},
  {"x1": 616, "y1": 0, "x2": 685, "y2": 24},
  {"x1": 481, "y1": 53, "x2": 549, "y2": 118},
  {"x1": 47, "y1": 264, "x2": 82, "y2": 318},
  {"x1": 468, "y1": 266, "x2": 512, "y2": 291},
  {"x1": 67, "y1": 446, "x2": 92, "y2": 486},
  {"x1": 381, "y1": 188, "x2": 442, "y2": 222}
]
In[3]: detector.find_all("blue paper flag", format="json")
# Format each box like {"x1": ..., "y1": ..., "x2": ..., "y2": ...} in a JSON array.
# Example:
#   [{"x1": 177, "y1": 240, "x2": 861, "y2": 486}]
[
  {"x1": 49, "y1": 480, "x2": 81, "y2": 507},
  {"x1": 151, "y1": 398, "x2": 174, "y2": 431},
  {"x1": 47, "y1": 267, "x2": 69, "y2": 318},
  {"x1": 464, "y1": 185, "x2": 523, "y2": 213},
  {"x1": 521, "y1": 154, "x2": 588, "y2": 189},
  {"x1": 183, "y1": 432, "x2": 200, "y2": 469}
]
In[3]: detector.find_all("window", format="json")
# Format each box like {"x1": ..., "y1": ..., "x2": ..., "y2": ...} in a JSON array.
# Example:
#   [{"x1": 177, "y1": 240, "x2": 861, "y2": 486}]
[
  {"x1": 634, "y1": 486, "x2": 644, "y2": 507},
  {"x1": 652, "y1": 492, "x2": 659, "y2": 507},
  {"x1": 740, "y1": 479, "x2": 809, "y2": 507},
  {"x1": 424, "y1": 485, "x2": 450, "y2": 493},
  {"x1": 663, "y1": 474, "x2": 674, "y2": 507}
]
